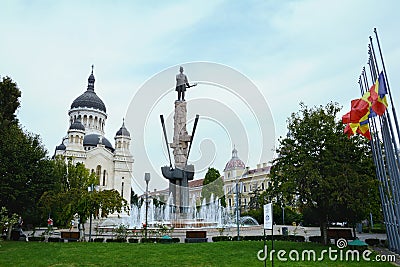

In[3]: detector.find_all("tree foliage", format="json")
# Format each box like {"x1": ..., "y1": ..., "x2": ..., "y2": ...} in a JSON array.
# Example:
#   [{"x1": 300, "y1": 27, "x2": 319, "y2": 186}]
[
  {"x1": 0, "y1": 76, "x2": 21, "y2": 127},
  {"x1": 201, "y1": 168, "x2": 226, "y2": 206},
  {"x1": 266, "y1": 102, "x2": 379, "y2": 244},
  {"x1": 0, "y1": 207, "x2": 19, "y2": 240},
  {"x1": 39, "y1": 157, "x2": 128, "y2": 229},
  {"x1": 0, "y1": 76, "x2": 55, "y2": 226}
]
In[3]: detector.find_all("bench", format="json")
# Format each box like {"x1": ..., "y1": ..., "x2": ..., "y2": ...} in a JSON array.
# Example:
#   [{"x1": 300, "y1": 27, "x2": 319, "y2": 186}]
[
  {"x1": 61, "y1": 231, "x2": 80, "y2": 242},
  {"x1": 185, "y1": 230, "x2": 207, "y2": 243},
  {"x1": 327, "y1": 228, "x2": 354, "y2": 241}
]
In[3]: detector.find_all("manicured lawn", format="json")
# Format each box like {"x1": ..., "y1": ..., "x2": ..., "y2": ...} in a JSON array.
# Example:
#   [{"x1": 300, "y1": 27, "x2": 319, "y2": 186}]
[{"x1": 0, "y1": 240, "x2": 394, "y2": 266}]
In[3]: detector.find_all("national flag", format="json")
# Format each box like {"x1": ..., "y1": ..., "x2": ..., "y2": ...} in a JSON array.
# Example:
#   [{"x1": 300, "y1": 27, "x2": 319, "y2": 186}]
[
  {"x1": 343, "y1": 119, "x2": 371, "y2": 140},
  {"x1": 342, "y1": 111, "x2": 351, "y2": 124},
  {"x1": 344, "y1": 124, "x2": 354, "y2": 138},
  {"x1": 377, "y1": 71, "x2": 388, "y2": 97},
  {"x1": 349, "y1": 98, "x2": 370, "y2": 122},
  {"x1": 369, "y1": 72, "x2": 388, "y2": 116}
]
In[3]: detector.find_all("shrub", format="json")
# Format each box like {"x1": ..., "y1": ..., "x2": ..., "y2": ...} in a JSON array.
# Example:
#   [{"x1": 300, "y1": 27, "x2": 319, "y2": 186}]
[
  {"x1": 106, "y1": 238, "x2": 126, "y2": 243},
  {"x1": 128, "y1": 238, "x2": 138, "y2": 243},
  {"x1": 172, "y1": 238, "x2": 180, "y2": 243},
  {"x1": 141, "y1": 238, "x2": 158, "y2": 243},
  {"x1": 212, "y1": 236, "x2": 231, "y2": 242},
  {"x1": 231, "y1": 236, "x2": 244, "y2": 241},
  {"x1": 365, "y1": 238, "x2": 379, "y2": 246},
  {"x1": 371, "y1": 228, "x2": 386, "y2": 234},
  {"x1": 48, "y1": 237, "x2": 60, "y2": 242},
  {"x1": 93, "y1": 238, "x2": 104, "y2": 243},
  {"x1": 242, "y1": 236, "x2": 263, "y2": 241},
  {"x1": 309, "y1": 236, "x2": 322, "y2": 243},
  {"x1": 28, "y1": 236, "x2": 45, "y2": 242}
]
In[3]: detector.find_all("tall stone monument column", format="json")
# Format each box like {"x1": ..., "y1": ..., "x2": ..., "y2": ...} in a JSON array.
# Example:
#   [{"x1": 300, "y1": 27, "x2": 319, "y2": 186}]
[
  {"x1": 169, "y1": 101, "x2": 191, "y2": 213},
  {"x1": 161, "y1": 66, "x2": 197, "y2": 219}
]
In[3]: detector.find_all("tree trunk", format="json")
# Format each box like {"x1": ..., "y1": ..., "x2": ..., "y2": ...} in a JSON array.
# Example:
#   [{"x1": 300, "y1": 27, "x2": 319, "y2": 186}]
[
  {"x1": 7, "y1": 224, "x2": 12, "y2": 240},
  {"x1": 78, "y1": 217, "x2": 85, "y2": 242},
  {"x1": 352, "y1": 224, "x2": 357, "y2": 239},
  {"x1": 320, "y1": 221, "x2": 329, "y2": 245}
]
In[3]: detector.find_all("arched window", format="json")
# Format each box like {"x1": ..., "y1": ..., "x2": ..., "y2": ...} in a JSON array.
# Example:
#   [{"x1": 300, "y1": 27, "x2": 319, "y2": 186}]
[
  {"x1": 121, "y1": 182, "x2": 124, "y2": 198},
  {"x1": 102, "y1": 170, "x2": 106, "y2": 186},
  {"x1": 243, "y1": 185, "x2": 246, "y2": 193},
  {"x1": 228, "y1": 198, "x2": 232, "y2": 207},
  {"x1": 96, "y1": 165, "x2": 101, "y2": 179},
  {"x1": 83, "y1": 115, "x2": 88, "y2": 127}
]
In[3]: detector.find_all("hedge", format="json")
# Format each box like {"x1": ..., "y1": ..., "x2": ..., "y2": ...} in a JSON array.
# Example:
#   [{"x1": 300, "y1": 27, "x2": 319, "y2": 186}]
[{"x1": 212, "y1": 236, "x2": 232, "y2": 242}]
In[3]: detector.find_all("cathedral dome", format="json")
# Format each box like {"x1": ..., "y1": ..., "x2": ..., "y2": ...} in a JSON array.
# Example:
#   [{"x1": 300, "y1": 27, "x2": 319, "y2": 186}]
[
  {"x1": 69, "y1": 118, "x2": 85, "y2": 131},
  {"x1": 71, "y1": 91, "x2": 106, "y2": 112},
  {"x1": 224, "y1": 147, "x2": 245, "y2": 171},
  {"x1": 55, "y1": 141, "x2": 66, "y2": 151},
  {"x1": 115, "y1": 120, "x2": 130, "y2": 137},
  {"x1": 70, "y1": 66, "x2": 107, "y2": 113},
  {"x1": 83, "y1": 134, "x2": 114, "y2": 152}
]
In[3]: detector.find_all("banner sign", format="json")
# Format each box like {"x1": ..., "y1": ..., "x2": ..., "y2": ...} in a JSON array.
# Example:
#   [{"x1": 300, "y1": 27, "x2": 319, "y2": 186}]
[{"x1": 263, "y1": 203, "x2": 273, "y2": 230}]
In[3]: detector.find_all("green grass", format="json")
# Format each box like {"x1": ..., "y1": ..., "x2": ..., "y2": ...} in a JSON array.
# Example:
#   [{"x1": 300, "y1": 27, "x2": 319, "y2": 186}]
[{"x1": 0, "y1": 240, "x2": 394, "y2": 267}]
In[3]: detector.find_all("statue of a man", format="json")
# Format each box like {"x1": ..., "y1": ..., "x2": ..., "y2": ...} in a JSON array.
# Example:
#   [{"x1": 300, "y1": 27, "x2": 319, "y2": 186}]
[{"x1": 175, "y1": 66, "x2": 190, "y2": 101}]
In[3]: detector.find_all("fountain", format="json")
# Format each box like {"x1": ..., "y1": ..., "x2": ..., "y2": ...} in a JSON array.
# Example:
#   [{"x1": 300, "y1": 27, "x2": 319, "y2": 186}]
[{"x1": 98, "y1": 193, "x2": 259, "y2": 229}]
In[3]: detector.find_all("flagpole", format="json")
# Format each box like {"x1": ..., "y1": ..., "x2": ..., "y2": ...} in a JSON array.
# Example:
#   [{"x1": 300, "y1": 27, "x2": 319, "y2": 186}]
[
  {"x1": 381, "y1": 119, "x2": 400, "y2": 253},
  {"x1": 370, "y1": 37, "x2": 400, "y2": 221},
  {"x1": 371, "y1": 30, "x2": 400, "y2": 142},
  {"x1": 361, "y1": 68, "x2": 399, "y2": 251},
  {"x1": 263, "y1": 228, "x2": 266, "y2": 267},
  {"x1": 271, "y1": 224, "x2": 274, "y2": 267},
  {"x1": 367, "y1": 48, "x2": 400, "y2": 210},
  {"x1": 358, "y1": 76, "x2": 394, "y2": 249}
]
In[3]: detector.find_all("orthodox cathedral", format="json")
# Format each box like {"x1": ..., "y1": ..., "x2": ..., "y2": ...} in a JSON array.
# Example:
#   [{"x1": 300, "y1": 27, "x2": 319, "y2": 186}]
[{"x1": 54, "y1": 66, "x2": 133, "y2": 204}]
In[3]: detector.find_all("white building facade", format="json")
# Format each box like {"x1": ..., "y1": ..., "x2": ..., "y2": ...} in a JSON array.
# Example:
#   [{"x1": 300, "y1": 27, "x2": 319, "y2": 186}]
[
  {"x1": 54, "y1": 67, "x2": 134, "y2": 204},
  {"x1": 223, "y1": 148, "x2": 270, "y2": 211}
]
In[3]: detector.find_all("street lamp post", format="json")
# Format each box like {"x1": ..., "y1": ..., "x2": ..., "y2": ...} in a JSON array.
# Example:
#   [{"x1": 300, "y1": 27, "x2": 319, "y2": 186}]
[
  {"x1": 144, "y1": 173, "x2": 151, "y2": 239},
  {"x1": 87, "y1": 184, "x2": 99, "y2": 242},
  {"x1": 88, "y1": 184, "x2": 94, "y2": 242},
  {"x1": 235, "y1": 181, "x2": 242, "y2": 241}
]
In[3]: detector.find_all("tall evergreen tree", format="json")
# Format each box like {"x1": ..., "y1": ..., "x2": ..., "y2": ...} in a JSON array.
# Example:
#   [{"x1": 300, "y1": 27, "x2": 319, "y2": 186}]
[{"x1": 0, "y1": 76, "x2": 55, "y2": 225}]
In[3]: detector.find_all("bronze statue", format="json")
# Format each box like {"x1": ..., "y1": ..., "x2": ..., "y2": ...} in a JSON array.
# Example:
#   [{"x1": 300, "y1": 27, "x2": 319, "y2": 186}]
[{"x1": 175, "y1": 66, "x2": 196, "y2": 101}]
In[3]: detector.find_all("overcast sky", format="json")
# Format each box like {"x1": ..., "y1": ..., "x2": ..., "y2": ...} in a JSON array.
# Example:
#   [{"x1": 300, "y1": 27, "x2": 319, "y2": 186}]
[{"x1": 1, "y1": 0, "x2": 399, "y2": 192}]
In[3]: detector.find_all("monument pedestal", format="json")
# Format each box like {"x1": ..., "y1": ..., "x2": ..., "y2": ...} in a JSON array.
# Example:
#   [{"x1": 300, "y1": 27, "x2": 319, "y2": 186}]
[{"x1": 168, "y1": 101, "x2": 192, "y2": 212}]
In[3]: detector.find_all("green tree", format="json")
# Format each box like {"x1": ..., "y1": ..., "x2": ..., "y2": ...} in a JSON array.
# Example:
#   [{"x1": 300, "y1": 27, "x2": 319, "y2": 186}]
[
  {"x1": 0, "y1": 76, "x2": 55, "y2": 226},
  {"x1": 201, "y1": 168, "x2": 226, "y2": 206},
  {"x1": 0, "y1": 207, "x2": 19, "y2": 240},
  {"x1": 267, "y1": 102, "x2": 378, "y2": 245},
  {"x1": 0, "y1": 76, "x2": 21, "y2": 127},
  {"x1": 39, "y1": 157, "x2": 128, "y2": 238}
]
